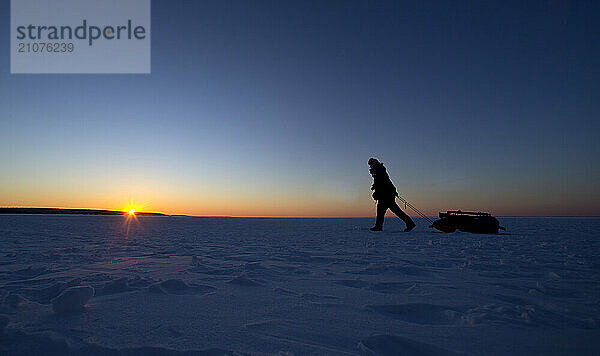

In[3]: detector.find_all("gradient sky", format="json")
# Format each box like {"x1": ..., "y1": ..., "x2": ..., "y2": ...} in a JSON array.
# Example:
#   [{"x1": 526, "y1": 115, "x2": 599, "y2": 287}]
[{"x1": 1, "y1": 0, "x2": 598, "y2": 217}]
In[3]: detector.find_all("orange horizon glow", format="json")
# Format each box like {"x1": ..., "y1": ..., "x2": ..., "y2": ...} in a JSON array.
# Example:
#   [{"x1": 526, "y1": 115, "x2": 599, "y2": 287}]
[
  {"x1": 1, "y1": 203, "x2": 598, "y2": 218},
  {"x1": 3, "y1": 164, "x2": 598, "y2": 218}
]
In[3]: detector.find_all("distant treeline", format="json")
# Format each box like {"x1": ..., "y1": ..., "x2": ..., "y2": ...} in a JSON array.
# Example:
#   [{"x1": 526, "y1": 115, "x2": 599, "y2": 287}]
[{"x1": 0, "y1": 207, "x2": 167, "y2": 216}]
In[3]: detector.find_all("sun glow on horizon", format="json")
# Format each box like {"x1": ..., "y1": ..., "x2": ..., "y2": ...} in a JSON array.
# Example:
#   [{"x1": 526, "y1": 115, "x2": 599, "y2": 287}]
[{"x1": 123, "y1": 202, "x2": 144, "y2": 216}]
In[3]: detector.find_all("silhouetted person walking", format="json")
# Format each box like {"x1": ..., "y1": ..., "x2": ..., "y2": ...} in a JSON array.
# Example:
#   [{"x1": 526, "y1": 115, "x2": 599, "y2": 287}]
[{"x1": 368, "y1": 158, "x2": 416, "y2": 232}]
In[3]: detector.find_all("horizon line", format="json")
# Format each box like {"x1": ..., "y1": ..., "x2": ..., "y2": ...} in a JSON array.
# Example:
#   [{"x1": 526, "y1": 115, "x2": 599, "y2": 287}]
[{"x1": 1, "y1": 206, "x2": 599, "y2": 218}]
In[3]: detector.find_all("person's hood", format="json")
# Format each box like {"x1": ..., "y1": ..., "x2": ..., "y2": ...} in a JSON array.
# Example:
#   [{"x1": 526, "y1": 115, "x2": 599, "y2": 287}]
[{"x1": 368, "y1": 158, "x2": 380, "y2": 166}]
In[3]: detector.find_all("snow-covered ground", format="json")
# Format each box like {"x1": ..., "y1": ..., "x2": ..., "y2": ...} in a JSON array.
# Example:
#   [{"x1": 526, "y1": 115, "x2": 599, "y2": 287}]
[{"x1": 0, "y1": 215, "x2": 598, "y2": 355}]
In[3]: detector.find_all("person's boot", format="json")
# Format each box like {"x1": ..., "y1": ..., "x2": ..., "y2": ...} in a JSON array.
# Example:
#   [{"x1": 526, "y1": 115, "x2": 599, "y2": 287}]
[
  {"x1": 370, "y1": 226, "x2": 383, "y2": 231},
  {"x1": 404, "y1": 221, "x2": 416, "y2": 232}
]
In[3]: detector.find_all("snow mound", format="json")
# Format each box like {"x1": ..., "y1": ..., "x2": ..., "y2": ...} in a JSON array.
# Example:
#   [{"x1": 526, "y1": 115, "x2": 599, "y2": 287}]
[
  {"x1": 161, "y1": 279, "x2": 189, "y2": 292},
  {"x1": 29, "y1": 278, "x2": 82, "y2": 304},
  {"x1": 100, "y1": 277, "x2": 131, "y2": 296},
  {"x1": 149, "y1": 279, "x2": 189, "y2": 294},
  {"x1": 51, "y1": 286, "x2": 95, "y2": 313}
]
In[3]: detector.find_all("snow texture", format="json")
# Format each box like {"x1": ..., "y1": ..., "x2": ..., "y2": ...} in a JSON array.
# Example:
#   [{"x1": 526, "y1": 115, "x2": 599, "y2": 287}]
[
  {"x1": 0, "y1": 215, "x2": 599, "y2": 355},
  {"x1": 51, "y1": 285, "x2": 95, "y2": 313},
  {"x1": 0, "y1": 314, "x2": 8, "y2": 331}
]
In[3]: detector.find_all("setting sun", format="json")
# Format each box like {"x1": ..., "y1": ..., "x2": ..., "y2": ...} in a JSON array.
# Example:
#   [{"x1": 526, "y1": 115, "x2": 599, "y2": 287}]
[{"x1": 123, "y1": 202, "x2": 144, "y2": 216}]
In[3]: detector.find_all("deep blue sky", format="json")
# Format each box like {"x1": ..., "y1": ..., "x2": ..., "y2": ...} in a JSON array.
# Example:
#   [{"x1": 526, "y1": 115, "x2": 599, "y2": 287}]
[{"x1": 1, "y1": 0, "x2": 598, "y2": 216}]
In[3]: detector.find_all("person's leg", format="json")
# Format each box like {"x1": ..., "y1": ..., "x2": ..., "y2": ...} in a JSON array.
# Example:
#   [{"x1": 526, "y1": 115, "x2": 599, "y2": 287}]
[
  {"x1": 389, "y1": 201, "x2": 416, "y2": 231},
  {"x1": 371, "y1": 200, "x2": 388, "y2": 231}
]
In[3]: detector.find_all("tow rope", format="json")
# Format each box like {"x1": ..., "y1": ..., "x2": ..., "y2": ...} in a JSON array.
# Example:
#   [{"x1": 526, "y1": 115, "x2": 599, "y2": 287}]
[{"x1": 396, "y1": 195, "x2": 435, "y2": 225}]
